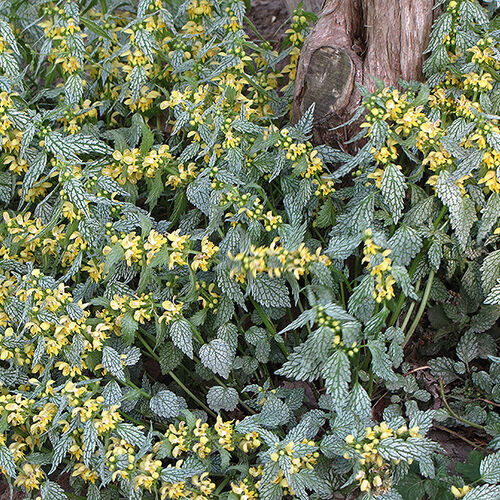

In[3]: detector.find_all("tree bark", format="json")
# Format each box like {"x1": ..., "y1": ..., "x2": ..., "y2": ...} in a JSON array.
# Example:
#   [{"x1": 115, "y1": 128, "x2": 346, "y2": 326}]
[{"x1": 293, "y1": 0, "x2": 435, "y2": 145}]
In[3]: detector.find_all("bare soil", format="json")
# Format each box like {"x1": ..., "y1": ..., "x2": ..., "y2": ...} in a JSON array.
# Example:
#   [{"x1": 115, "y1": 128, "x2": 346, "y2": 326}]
[{"x1": 246, "y1": 0, "x2": 290, "y2": 46}]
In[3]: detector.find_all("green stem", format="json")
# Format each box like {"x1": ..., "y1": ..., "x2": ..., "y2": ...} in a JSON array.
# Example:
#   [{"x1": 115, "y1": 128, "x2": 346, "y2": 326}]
[
  {"x1": 137, "y1": 333, "x2": 216, "y2": 417},
  {"x1": 398, "y1": 279, "x2": 421, "y2": 331},
  {"x1": 403, "y1": 270, "x2": 434, "y2": 347},
  {"x1": 169, "y1": 370, "x2": 217, "y2": 418},
  {"x1": 251, "y1": 298, "x2": 289, "y2": 357},
  {"x1": 368, "y1": 370, "x2": 374, "y2": 398},
  {"x1": 439, "y1": 379, "x2": 485, "y2": 431},
  {"x1": 186, "y1": 320, "x2": 206, "y2": 345}
]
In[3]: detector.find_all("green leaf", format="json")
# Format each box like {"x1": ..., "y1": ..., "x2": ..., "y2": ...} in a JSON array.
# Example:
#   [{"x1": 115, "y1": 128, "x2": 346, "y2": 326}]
[
  {"x1": 150, "y1": 390, "x2": 181, "y2": 418},
  {"x1": 120, "y1": 311, "x2": 138, "y2": 345},
  {"x1": 102, "y1": 346, "x2": 125, "y2": 381},
  {"x1": 455, "y1": 449, "x2": 482, "y2": 483},
  {"x1": 206, "y1": 386, "x2": 239, "y2": 412},
  {"x1": 481, "y1": 250, "x2": 500, "y2": 295},
  {"x1": 0, "y1": 446, "x2": 16, "y2": 477},
  {"x1": 250, "y1": 274, "x2": 290, "y2": 308},
  {"x1": 322, "y1": 350, "x2": 350, "y2": 403},
  {"x1": 199, "y1": 339, "x2": 234, "y2": 379},
  {"x1": 40, "y1": 481, "x2": 68, "y2": 500},
  {"x1": 139, "y1": 118, "x2": 155, "y2": 156},
  {"x1": 158, "y1": 342, "x2": 184, "y2": 374},
  {"x1": 381, "y1": 163, "x2": 407, "y2": 222},
  {"x1": 169, "y1": 319, "x2": 194, "y2": 359},
  {"x1": 480, "y1": 450, "x2": 500, "y2": 483}
]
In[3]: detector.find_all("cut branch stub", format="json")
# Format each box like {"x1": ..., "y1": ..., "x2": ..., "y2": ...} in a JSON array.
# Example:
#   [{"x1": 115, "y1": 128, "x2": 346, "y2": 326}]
[{"x1": 298, "y1": 46, "x2": 355, "y2": 125}]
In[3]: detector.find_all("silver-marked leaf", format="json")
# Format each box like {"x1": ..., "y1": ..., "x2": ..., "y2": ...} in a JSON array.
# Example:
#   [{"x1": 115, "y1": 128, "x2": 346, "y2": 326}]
[
  {"x1": 250, "y1": 274, "x2": 291, "y2": 308},
  {"x1": 481, "y1": 250, "x2": 500, "y2": 296},
  {"x1": 368, "y1": 340, "x2": 398, "y2": 381},
  {"x1": 21, "y1": 150, "x2": 47, "y2": 201},
  {"x1": 485, "y1": 279, "x2": 500, "y2": 305},
  {"x1": 381, "y1": 163, "x2": 407, "y2": 222},
  {"x1": 169, "y1": 319, "x2": 193, "y2": 359},
  {"x1": 64, "y1": 178, "x2": 90, "y2": 217},
  {"x1": 150, "y1": 390, "x2": 181, "y2": 418},
  {"x1": 83, "y1": 419, "x2": 98, "y2": 466},
  {"x1": 40, "y1": 481, "x2": 68, "y2": 500},
  {"x1": 65, "y1": 73, "x2": 83, "y2": 105},
  {"x1": 322, "y1": 350, "x2": 350, "y2": 403},
  {"x1": 480, "y1": 450, "x2": 500, "y2": 483},
  {"x1": 436, "y1": 170, "x2": 476, "y2": 250},
  {"x1": 387, "y1": 225, "x2": 423, "y2": 267},
  {"x1": 456, "y1": 331, "x2": 479, "y2": 365},
  {"x1": 102, "y1": 346, "x2": 125, "y2": 381},
  {"x1": 463, "y1": 484, "x2": 500, "y2": 500},
  {"x1": 0, "y1": 446, "x2": 16, "y2": 477},
  {"x1": 199, "y1": 339, "x2": 234, "y2": 379},
  {"x1": 206, "y1": 386, "x2": 239, "y2": 412}
]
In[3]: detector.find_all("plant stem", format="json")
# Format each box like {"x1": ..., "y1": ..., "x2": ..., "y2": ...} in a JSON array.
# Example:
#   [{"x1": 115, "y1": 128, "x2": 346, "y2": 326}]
[
  {"x1": 137, "y1": 333, "x2": 216, "y2": 417},
  {"x1": 251, "y1": 298, "x2": 289, "y2": 357},
  {"x1": 403, "y1": 270, "x2": 435, "y2": 348},
  {"x1": 438, "y1": 379, "x2": 485, "y2": 431}
]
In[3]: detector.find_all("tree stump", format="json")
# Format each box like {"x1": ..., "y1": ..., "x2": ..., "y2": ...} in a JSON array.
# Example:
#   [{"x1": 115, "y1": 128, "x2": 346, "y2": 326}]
[{"x1": 293, "y1": 0, "x2": 436, "y2": 145}]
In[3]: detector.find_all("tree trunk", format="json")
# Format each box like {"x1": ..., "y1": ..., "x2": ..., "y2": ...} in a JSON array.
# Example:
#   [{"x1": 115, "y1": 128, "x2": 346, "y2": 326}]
[{"x1": 293, "y1": 0, "x2": 435, "y2": 145}]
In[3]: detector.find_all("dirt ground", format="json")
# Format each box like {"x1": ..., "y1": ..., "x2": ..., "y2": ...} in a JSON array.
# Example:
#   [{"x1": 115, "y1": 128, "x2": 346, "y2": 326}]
[{"x1": 246, "y1": 0, "x2": 290, "y2": 46}]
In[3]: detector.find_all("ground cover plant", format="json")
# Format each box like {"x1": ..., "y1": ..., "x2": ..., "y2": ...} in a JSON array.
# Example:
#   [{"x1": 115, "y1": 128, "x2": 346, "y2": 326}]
[{"x1": 0, "y1": 0, "x2": 499, "y2": 498}]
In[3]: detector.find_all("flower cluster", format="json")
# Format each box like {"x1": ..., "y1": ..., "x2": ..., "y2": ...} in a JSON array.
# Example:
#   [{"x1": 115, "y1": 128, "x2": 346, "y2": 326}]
[
  {"x1": 362, "y1": 229, "x2": 396, "y2": 303},
  {"x1": 229, "y1": 237, "x2": 331, "y2": 280},
  {"x1": 0, "y1": 0, "x2": 498, "y2": 499},
  {"x1": 344, "y1": 423, "x2": 422, "y2": 496}
]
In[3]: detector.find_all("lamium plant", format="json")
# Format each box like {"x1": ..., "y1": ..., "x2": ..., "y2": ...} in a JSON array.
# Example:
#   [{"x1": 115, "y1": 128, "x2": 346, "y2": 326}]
[{"x1": 0, "y1": 0, "x2": 499, "y2": 499}]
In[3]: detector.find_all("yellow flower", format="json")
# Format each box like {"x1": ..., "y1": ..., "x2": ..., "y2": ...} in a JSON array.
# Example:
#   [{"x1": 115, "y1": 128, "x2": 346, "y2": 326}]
[
  {"x1": 14, "y1": 463, "x2": 44, "y2": 491},
  {"x1": 159, "y1": 300, "x2": 184, "y2": 324},
  {"x1": 451, "y1": 485, "x2": 471, "y2": 498},
  {"x1": 367, "y1": 168, "x2": 384, "y2": 189},
  {"x1": 479, "y1": 170, "x2": 500, "y2": 193},
  {"x1": 160, "y1": 480, "x2": 186, "y2": 500},
  {"x1": 72, "y1": 463, "x2": 99, "y2": 483}
]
